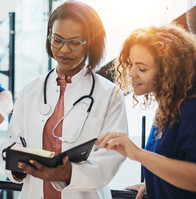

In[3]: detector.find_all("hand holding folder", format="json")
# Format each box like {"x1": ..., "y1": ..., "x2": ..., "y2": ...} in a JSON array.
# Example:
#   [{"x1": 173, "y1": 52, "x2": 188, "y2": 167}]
[{"x1": 2, "y1": 138, "x2": 96, "y2": 173}]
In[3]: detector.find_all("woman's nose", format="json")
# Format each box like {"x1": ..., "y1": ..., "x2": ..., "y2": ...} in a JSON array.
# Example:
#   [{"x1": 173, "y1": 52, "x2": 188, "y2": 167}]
[
  {"x1": 128, "y1": 66, "x2": 137, "y2": 78},
  {"x1": 60, "y1": 41, "x2": 72, "y2": 53}
]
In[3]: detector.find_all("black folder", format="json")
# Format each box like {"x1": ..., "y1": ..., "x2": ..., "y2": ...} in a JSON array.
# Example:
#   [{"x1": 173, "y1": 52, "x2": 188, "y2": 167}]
[
  {"x1": 111, "y1": 190, "x2": 147, "y2": 199},
  {"x1": 2, "y1": 138, "x2": 96, "y2": 173}
]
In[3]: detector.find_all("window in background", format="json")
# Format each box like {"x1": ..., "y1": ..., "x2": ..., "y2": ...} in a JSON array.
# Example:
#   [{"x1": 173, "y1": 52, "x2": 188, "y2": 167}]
[
  {"x1": 14, "y1": 0, "x2": 49, "y2": 97},
  {"x1": 0, "y1": 0, "x2": 49, "y2": 192}
]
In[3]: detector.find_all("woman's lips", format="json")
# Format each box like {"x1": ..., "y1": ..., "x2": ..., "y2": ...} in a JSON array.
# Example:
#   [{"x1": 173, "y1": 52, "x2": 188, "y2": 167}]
[
  {"x1": 132, "y1": 81, "x2": 142, "y2": 88},
  {"x1": 58, "y1": 56, "x2": 73, "y2": 64}
]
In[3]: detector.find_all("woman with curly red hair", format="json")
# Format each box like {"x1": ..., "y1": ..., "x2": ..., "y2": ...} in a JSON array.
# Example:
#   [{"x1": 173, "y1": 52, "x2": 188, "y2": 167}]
[{"x1": 96, "y1": 23, "x2": 196, "y2": 199}]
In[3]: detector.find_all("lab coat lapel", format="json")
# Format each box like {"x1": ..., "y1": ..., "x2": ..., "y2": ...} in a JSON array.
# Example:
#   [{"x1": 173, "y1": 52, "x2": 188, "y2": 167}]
[
  {"x1": 46, "y1": 70, "x2": 60, "y2": 115},
  {"x1": 63, "y1": 67, "x2": 90, "y2": 116}
]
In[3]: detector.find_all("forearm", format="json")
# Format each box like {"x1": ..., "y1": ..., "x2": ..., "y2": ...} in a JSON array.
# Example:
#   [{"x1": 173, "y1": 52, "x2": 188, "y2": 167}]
[
  {"x1": 135, "y1": 148, "x2": 196, "y2": 192},
  {"x1": 0, "y1": 91, "x2": 13, "y2": 115}
]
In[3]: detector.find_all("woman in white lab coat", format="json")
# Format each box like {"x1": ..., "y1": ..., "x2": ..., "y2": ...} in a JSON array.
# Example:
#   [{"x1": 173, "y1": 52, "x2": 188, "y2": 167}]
[{"x1": 2, "y1": 1, "x2": 128, "y2": 199}]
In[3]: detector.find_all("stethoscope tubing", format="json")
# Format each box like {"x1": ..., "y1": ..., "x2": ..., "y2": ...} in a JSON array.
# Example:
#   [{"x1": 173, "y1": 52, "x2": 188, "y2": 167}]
[
  {"x1": 43, "y1": 68, "x2": 95, "y2": 109},
  {"x1": 42, "y1": 68, "x2": 95, "y2": 143},
  {"x1": 44, "y1": 68, "x2": 55, "y2": 105}
]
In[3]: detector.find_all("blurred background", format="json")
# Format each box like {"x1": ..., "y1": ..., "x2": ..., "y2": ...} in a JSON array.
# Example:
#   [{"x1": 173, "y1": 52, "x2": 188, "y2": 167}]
[{"x1": 0, "y1": 0, "x2": 195, "y2": 198}]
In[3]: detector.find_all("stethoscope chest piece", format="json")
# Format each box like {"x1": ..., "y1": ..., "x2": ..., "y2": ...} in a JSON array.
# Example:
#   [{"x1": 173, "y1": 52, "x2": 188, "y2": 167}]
[{"x1": 40, "y1": 104, "x2": 51, "y2": 115}]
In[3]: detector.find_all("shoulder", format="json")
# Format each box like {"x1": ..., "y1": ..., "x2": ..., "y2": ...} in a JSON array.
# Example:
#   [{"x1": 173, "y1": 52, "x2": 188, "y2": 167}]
[
  {"x1": 91, "y1": 72, "x2": 125, "y2": 106},
  {"x1": 94, "y1": 72, "x2": 116, "y2": 88},
  {"x1": 181, "y1": 97, "x2": 196, "y2": 118},
  {"x1": 179, "y1": 97, "x2": 196, "y2": 135},
  {"x1": 22, "y1": 75, "x2": 45, "y2": 91},
  {"x1": 16, "y1": 75, "x2": 45, "y2": 100},
  {"x1": 93, "y1": 72, "x2": 124, "y2": 98}
]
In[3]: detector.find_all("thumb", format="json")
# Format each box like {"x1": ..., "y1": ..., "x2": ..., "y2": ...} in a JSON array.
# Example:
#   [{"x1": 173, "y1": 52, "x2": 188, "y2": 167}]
[
  {"x1": 136, "y1": 187, "x2": 146, "y2": 199},
  {"x1": 135, "y1": 188, "x2": 145, "y2": 199},
  {"x1": 125, "y1": 185, "x2": 138, "y2": 190},
  {"x1": 63, "y1": 156, "x2": 69, "y2": 164}
]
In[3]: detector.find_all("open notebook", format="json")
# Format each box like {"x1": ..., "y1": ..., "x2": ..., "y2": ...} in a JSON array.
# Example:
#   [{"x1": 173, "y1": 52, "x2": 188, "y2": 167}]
[{"x1": 2, "y1": 138, "x2": 96, "y2": 173}]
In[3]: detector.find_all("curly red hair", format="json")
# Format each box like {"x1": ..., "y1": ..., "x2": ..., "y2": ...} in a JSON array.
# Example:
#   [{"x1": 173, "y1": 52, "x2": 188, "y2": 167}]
[{"x1": 116, "y1": 23, "x2": 196, "y2": 137}]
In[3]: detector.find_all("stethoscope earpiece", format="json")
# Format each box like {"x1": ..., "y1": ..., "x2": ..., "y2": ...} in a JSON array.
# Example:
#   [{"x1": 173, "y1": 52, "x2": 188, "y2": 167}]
[{"x1": 40, "y1": 104, "x2": 51, "y2": 115}]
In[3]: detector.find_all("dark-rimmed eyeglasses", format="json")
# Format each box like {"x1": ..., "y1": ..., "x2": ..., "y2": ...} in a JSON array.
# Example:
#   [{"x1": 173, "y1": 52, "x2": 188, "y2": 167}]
[{"x1": 48, "y1": 35, "x2": 86, "y2": 51}]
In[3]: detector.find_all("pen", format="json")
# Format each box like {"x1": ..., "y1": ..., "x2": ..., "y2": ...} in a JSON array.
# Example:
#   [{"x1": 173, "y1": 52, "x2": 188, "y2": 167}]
[{"x1": 20, "y1": 136, "x2": 27, "y2": 147}]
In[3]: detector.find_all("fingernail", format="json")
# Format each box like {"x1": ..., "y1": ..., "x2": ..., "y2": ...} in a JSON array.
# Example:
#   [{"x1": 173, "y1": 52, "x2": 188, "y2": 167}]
[
  {"x1": 29, "y1": 160, "x2": 34, "y2": 164},
  {"x1": 18, "y1": 163, "x2": 23, "y2": 168}
]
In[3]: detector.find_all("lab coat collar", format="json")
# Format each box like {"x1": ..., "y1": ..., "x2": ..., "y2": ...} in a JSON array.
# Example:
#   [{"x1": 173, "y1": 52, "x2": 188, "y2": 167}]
[
  {"x1": 50, "y1": 66, "x2": 89, "y2": 85},
  {"x1": 70, "y1": 66, "x2": 88, "y2": 84}
]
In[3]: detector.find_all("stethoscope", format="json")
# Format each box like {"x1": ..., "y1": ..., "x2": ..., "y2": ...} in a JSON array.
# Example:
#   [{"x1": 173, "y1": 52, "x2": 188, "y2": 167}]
[{"x1": 40, "y1": 68, "x2": 95, "y2": 143}]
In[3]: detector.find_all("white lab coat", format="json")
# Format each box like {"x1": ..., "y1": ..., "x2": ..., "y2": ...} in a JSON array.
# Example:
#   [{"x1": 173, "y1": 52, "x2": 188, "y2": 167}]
[{"x1": 2, "y1": 67, "x2": 128, "y2": 199}]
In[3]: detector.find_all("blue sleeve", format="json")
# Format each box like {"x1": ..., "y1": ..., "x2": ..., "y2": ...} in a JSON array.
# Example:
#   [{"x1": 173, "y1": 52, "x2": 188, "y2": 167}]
[
  {"x1": 0, "y1": 84, "x2": 5, "y2": 92},
  {"x1": 177, "y1": 98, "x2": 196, "y2": 163}
]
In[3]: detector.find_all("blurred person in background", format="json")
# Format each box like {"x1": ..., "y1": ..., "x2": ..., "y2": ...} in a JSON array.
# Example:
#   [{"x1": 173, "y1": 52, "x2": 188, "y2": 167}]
[{"x1": 0, "y1": 83, "x2": 13, "y2": 124}]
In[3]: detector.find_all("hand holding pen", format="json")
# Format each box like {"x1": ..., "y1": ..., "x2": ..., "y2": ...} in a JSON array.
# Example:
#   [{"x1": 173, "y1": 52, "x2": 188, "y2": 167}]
[{"x1": 11, "y1": 136, "x2": 28, "y2": 180}]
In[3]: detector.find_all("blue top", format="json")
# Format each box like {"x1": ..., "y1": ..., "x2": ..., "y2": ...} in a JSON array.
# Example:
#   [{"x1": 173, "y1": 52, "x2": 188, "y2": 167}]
[
  {"x1": 143, "y1": 97, "x2": 196, "y2": 199},
  {"x1": 0, "y1": 84, "x2": 5, "y2": 92}
]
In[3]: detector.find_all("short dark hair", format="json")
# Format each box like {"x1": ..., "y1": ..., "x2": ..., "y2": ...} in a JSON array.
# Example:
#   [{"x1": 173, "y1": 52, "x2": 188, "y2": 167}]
[{"x1": 46, "y1": 0, "x2": 106, "y2": 72}]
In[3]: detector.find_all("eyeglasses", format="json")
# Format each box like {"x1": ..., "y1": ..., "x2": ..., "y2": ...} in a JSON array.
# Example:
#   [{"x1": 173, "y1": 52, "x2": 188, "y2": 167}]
[{"x1": 48, "y1": 35, "x2": 86, "y2": 51}]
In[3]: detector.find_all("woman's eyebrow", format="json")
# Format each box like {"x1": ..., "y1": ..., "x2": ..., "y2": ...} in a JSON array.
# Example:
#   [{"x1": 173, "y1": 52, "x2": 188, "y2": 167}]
[
  {"x1": 135, "y1": 61, "x2": 148, "y2": 66},
  {"x1": 52, "y1": 33, "x2": 84, "y2": 40}
]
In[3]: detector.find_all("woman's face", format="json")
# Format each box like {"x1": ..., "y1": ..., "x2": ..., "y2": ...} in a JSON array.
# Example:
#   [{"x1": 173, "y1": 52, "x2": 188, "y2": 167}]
[
  {"x1": 128, "y1": 44, "x2": 158, "y2": 95},
  {"x1": 50, "y1": 18, "x2": 87, "y2": 76}
]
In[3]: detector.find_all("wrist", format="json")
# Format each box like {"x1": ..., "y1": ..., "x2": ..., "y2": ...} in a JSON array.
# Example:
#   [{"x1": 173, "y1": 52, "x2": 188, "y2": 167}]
[{"x1": 129, "y1": 145, "x2": 143, "y2": 162}]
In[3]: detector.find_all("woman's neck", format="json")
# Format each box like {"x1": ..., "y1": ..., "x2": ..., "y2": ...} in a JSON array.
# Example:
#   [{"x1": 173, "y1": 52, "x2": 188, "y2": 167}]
[{"x1": 57, "y1": 62, "x2": 85, "y2": 77}]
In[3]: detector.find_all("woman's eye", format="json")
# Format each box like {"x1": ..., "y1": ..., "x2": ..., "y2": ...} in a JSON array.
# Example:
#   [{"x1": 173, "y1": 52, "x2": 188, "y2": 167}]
[
  {"x1": 139, "y1": 68, "x2": 147, "y2": 72},
  {"x1": 54, "y1": 37, "x2": 62, "y2": 43},
  {"x1": 70, "y1": 40, "x2": 80, "y2": 46}
]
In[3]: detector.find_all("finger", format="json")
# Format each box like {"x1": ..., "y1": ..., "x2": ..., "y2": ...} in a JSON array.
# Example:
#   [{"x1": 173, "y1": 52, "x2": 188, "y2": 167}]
[
  {"x1": 97, "y1": 132, "x2": 121, "y2": 146},
  {"x1": 62, "y1": 156, "x2": 69, "y2": 165},
  {"x1": 98, "y1": 132, "x2": 119, "y2": 148},
  {"x1": 104, "y1": 137, "x2": 123, "y2": 150},
  {"x1": 57, "y1": 156, "x2": 70, "y2": 169},
  {"x1": 18, "y1": 162, "x2": 36, "y2": 175},
  {"x1": 136, "y1": 191, "x2": 144, "y2": 199},
  {"x1": 18, "y1": 162, "x2": 27, "y2": 171},
  {"x1": 124, "y1": 185, "x2": 138, "y2": 190},
  {"x1": 29, "y1": 160, "x2": 44, "y2": 170},
  {"x1": 96, "y1": 133, "x2": 110, "y2": 145}
]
